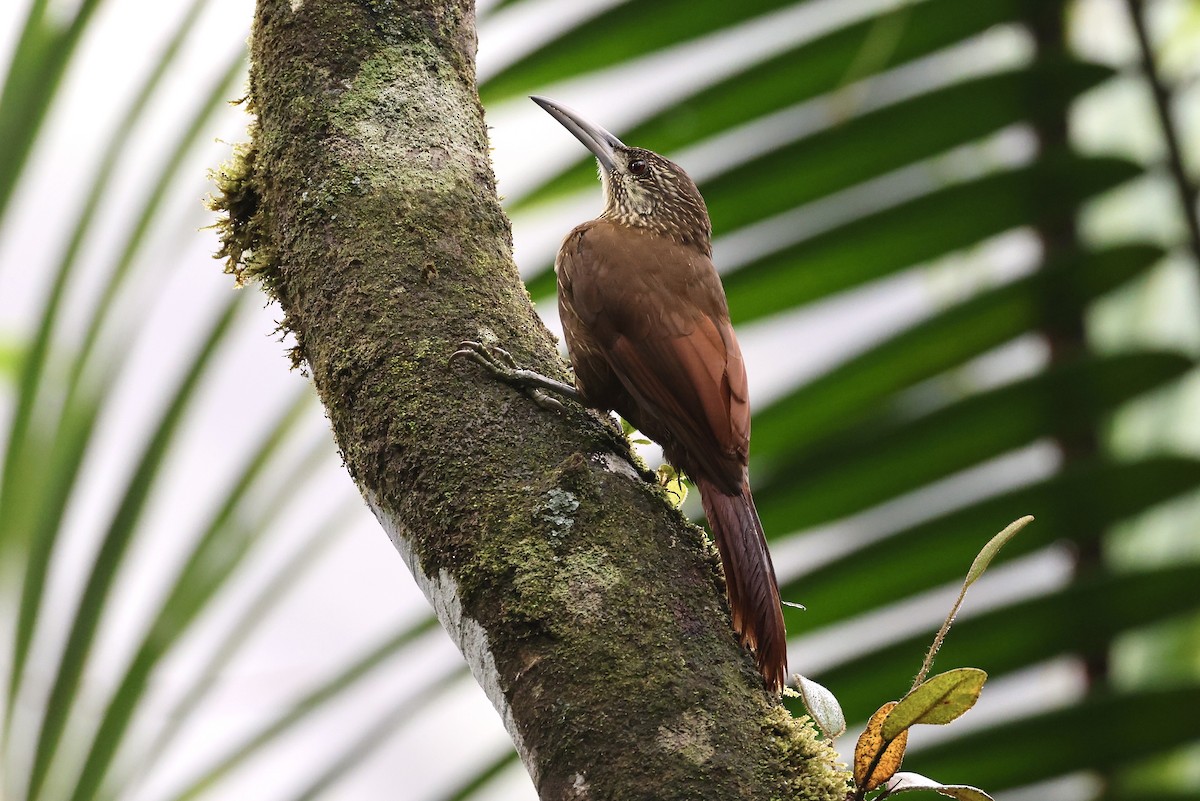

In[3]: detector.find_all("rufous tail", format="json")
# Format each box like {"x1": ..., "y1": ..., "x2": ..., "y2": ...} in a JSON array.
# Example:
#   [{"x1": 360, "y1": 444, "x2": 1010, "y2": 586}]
[{"x1": 698, "y1": 478, "x2": 787, "y2": 692}]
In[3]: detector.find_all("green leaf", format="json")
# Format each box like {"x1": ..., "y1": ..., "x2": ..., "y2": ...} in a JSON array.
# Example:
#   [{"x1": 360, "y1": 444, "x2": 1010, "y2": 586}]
[
  {"x1": 757, "y1": 351, "x2": 1193, "y2": 533},
  {"x1": 778, "y1": 458, "x2": 1200, "y2": 629},
  {"x1": 910, "y1": 686, "x2": 1200, "y2": 790},
  {"x1": 912, "y1": 519, "x2": 1032, "y2": 686},
  {"x1": 509, "y1": 0, "x2": 1031, "y2": 210},
  {"x1": 22, "y1": 299, "x2": 244, "y2": 801},
  {"x1": 885, "y1": 772, "x2": 994, "y2": 800},
  {"x1": 482, "y1": 0, "x2": 802, "y2": 102},
  {"x1": 657, "y1": 464, "x2": 689, "y2": 507},
  {"x1": 720, "y1": 156, "x2": 1142, "y2": 324},
  {"x1": 809, "y1": 566, "x2": 1200, "y2": 725},
  {"x1": 130, "y1": 512, "x2": 354, "y2": 787},
  {"x1": 0, "y1": 337, "x2": 21, "y2": 380},
  {"x1": 965, "y1": 516, "x2": 1034, "y2": 587},
  {"x1": 432, "y1": 750, "x2": 521, "y2": 801},
  {"x1": 752, "y1": 244, "x2": 1163, "y2": 459},
  {"x1": 3, "y1": 43, "x2": 248, "y2": 731},
  {"x1": 794, "y1": 674, "x2": 847, "y2": 740},
  {"x1": 158, "y1": 619, "x2": 447, "y2": 801},
  {"x1": 281, "y1": 671, "x2": 466, "y2": 801},
  {"x1": 0, "y1": 0, "x2": 107, "y2": 223},
  {"x1": 527, "y1": 154, "x2": 1140, "y2": 305},
  {"x1": 1095, "y1": 793, "x2": 1200, "y2": 801},
  {"x1": 704, "y1": 61, "x2": 1113, "y2": 234},
  {"x1": 0, "y1": 0, "x2": 216, "y2": 556},
  {"x1": 883, "y1": 668, "x2": 987, "y2": 741},
  {"x1": 64, "y1": 394, "x2": 320, "y2": 801}
]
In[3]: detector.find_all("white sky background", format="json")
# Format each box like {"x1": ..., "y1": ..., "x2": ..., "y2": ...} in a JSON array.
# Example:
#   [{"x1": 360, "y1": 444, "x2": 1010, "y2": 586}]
[{"x1": 0, "y1": 0, "x2": 1195, "y2": 799}]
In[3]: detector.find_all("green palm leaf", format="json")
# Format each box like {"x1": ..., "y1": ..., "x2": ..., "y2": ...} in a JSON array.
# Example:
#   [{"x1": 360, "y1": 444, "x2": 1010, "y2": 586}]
[
  {"x1": 0, "y1": 0, "x2": 107, "y2": 221},
  {"x1": 23, "y1": 297, "x2": 243, "y2": 801},
  {"x1": 504, "y1": 0, "x2": 1024, "y2": 211},
  {"x1": 3, "y1": 23, "x2": 246, "y2": 730},
  {"x1": 783, "y1": 458, "x2": 1200, "y2": 628},
  {"x1": 2, "y1": 0, "x2": 1197, "y2": 798}
]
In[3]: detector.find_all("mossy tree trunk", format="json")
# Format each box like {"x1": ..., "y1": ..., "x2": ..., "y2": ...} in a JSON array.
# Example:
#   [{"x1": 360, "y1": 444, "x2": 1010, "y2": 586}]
[{"x1": 218, "y1": 1, "x2": 845, "y2": 797}]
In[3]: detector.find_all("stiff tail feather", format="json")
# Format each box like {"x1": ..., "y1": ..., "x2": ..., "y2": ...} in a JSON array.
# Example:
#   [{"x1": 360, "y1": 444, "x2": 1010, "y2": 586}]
[{"x1": 698, "y1": 478, "x2": 787, "y2": 692}]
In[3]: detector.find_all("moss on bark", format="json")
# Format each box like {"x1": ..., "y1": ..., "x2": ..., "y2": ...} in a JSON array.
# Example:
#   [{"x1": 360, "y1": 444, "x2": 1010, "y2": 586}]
[{"x1": 212, "y1": 0, "x2": 847, "y2": 797}]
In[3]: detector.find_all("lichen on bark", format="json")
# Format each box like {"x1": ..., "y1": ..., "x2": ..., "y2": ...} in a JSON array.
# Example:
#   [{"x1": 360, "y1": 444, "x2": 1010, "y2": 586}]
[{"x1": 210, "y1": 0, "x2": 847, "y2": 798}]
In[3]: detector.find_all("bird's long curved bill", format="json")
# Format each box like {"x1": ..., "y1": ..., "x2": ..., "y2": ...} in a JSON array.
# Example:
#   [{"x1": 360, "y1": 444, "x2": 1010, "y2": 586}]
[{"x1": 531, "y1": 96, "x2": 624, "y2": 173}]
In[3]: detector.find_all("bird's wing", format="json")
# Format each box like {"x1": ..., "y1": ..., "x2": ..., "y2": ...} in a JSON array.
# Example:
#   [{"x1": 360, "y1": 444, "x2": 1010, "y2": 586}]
[
  {"x1": 609, "y1": 319, "x2": 748, "y2": 490},
  {"x1": 562, "y1": 222, "x2": 749, "y2": 490}
]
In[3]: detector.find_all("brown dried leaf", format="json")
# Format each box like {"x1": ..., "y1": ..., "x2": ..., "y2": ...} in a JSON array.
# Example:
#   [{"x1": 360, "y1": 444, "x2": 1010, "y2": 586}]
[{"x1": 853, "y1": 701, "x2": 909, "y2": 791}]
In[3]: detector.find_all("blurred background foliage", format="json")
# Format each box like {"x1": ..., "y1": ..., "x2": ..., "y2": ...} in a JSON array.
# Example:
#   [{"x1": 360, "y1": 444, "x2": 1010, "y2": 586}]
[{"x1": 0, "y1": 0, "x2": 1198, "y2": 799}]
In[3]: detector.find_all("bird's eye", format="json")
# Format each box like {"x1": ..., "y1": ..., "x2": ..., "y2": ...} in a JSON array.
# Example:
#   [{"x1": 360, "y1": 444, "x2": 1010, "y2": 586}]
[{"x1": 629, "y1": 159, "x2": 648, "y2": 176}]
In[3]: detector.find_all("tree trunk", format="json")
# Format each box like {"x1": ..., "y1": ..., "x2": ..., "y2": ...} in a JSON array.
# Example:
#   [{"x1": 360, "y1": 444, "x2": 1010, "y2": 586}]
[{"x1": 215, "y1": 1, "x2": 845, "y2": 798}]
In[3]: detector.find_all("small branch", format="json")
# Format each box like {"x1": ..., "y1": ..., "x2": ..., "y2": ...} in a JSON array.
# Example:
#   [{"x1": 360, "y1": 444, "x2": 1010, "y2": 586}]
[
  {"x1": 1123, "y1": 0, "x2": 1200, "y2": 269},
  {"x1": 911, "y1": 592, "x2": 961, "y2": 692}
]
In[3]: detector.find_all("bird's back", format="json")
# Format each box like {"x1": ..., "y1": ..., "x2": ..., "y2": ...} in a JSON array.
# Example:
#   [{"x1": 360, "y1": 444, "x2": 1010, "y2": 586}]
[{"x1": 555, "y1": 218, "x2": 749, "y2": 493}]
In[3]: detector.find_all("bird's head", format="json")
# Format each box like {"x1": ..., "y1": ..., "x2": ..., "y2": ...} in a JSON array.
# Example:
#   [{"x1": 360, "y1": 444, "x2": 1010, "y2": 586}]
[{"x1": 532, "y1": 96, "x2": 711, "y2": 253}]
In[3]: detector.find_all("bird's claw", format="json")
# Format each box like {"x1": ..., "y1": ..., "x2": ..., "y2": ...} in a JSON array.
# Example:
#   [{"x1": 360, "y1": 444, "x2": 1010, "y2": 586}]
[
  {"x1": 528, "y1": 388, "x2": 567, "y2": 414},
  {"x1": 450, "y1": 340, "x2": 568, "y2": 413},
  {"x1": 450, "y1": 340, "x2": 517, "y2": 376}
]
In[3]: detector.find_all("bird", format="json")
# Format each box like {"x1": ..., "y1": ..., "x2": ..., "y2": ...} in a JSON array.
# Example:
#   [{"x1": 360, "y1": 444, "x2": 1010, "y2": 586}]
[{"x1": 453, "y1": 97, "x2": 787, "y2": 692}]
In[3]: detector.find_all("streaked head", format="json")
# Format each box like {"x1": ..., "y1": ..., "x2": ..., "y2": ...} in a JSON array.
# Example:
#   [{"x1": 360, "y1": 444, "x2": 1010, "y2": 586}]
[{"x1": 532, "y1": 96, "x2": 711, "y2": 252}]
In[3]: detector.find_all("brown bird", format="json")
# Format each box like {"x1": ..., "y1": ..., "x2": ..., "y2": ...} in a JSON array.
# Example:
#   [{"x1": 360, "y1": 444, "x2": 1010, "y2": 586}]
[{"x1": 454, "y1": 97, "x2": 787, "y2": 691}]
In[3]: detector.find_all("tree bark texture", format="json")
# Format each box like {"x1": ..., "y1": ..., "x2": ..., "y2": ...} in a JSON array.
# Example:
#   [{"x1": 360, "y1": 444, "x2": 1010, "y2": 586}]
[{"x1": 221, "y1": 1, "x2": 845, "y2": 798}]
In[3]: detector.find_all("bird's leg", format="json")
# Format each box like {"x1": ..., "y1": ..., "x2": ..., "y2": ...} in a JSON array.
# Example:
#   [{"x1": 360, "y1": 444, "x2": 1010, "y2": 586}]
[{"x1": 450, "y1": 340, "x2": 581, "y2": 413}]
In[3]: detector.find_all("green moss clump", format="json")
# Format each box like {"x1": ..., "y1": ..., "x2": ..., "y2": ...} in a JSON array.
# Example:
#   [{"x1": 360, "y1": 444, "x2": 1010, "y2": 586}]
[
  {"x1": 207, "y1": 123, "x2": 281, "y2": 296},
  {"x1": 762, "y1": 705, "x2": 851, "y2": 800}
]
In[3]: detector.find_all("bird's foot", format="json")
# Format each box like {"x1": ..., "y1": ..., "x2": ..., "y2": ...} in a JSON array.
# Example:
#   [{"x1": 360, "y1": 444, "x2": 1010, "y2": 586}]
[
  {"x1": 451, "y1": 339, "x2": 519, "y2": 374},
  {"x1": 450, "y1": 340, "x2": 579, "y2": 413}
]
